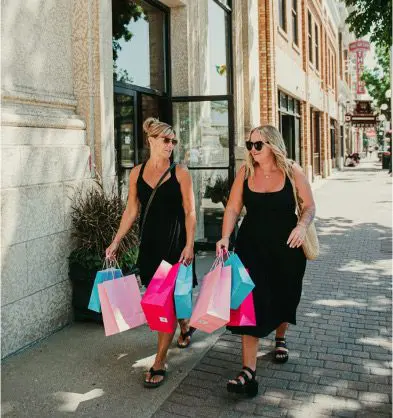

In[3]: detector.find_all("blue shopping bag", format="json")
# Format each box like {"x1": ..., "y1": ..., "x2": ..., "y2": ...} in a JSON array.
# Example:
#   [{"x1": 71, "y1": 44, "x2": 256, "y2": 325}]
[
  {"x1": 224, "y1": 252, "x2": 255, "y2": 310},
  {"x1": 174, "y1": 263, "x2": 193, "y2": 319},
  {"x1": 88, "y1": 268, "x2": 122, "y2": 312}
]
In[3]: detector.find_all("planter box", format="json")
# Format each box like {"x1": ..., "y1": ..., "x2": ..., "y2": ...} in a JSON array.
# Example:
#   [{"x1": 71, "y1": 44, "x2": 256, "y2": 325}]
[{"x1": 69, "y1": 262, "x2": 103, "y2": 323}]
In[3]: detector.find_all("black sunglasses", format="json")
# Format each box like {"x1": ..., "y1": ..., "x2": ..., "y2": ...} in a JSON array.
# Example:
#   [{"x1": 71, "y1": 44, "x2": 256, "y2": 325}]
[
  {"x1": 245, "y1": 140, "x2": 267, "y2": 151},
  {"x1": 162, "y1": 137, "x2": 178, "y2": 146}
]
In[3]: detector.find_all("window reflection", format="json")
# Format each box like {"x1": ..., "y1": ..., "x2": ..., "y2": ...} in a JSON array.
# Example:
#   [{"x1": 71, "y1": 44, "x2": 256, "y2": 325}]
[
  {"x1": 190, "y1": 169, "x2": 228, "y2": 242},
  {"x1": 112, "y1": 0, "x2": 165, "y2": 92},
  {"x1": 173, "y1": 101, "x2": 229, "y2": 168}
]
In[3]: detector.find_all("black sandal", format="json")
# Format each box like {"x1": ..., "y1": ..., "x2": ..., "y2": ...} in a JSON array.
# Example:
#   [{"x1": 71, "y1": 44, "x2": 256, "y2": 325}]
[
  {"x1": 227, "y1": 366, "x2": 258, "y2": 397},
  {"x1": 274, "y1": 337, "x2": 289, "y2": 363},
  {"x1": 177, "y1": 326, "x2": 196, "y2": 349},
  {"x1": 143, "y1": 367, "x2": 167, "y2": 388}
]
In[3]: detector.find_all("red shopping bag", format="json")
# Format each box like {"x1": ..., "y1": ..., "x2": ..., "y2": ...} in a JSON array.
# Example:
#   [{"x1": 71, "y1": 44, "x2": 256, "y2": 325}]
[
  {"x1": 141, "y1": 261, "x2": 181, "y2": 333},
  {"x1": 227, "y1": 292, "x2": 256, "y2": 326}
]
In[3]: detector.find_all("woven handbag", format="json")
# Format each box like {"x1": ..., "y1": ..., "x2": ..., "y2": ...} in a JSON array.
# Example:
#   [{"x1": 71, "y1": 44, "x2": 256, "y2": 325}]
[{"x1": 287, "y1": 164, "x2": 319, "y2": 261}]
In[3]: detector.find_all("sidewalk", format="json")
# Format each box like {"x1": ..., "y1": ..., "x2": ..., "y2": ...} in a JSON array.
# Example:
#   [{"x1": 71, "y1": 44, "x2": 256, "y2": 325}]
[
  {"x1": 2, "y1": 158, "x2": 392, "y2": 418},
  {"x1": 155, "y1": 158, "x2": 392, "y2": 418}
]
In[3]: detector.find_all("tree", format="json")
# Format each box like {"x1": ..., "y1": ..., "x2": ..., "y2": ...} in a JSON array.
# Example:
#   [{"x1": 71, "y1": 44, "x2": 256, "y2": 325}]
[
  {"x1": 362, "y1": 44, "x2": 391, "y2": 117},
  {"x1": 344, "y1": 0, "x2": 392, "y2": 49}
]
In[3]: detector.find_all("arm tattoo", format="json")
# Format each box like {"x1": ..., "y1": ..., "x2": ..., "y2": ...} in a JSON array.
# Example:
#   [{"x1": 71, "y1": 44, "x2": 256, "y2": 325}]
[{"x1": 298, "y1": 205, "x2": 315, "y2": 227}]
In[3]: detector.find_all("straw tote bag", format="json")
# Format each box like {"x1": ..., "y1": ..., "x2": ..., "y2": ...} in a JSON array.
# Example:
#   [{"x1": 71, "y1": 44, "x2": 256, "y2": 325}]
[{"x1": 287, "y1": 163, "x2": 319, "y2": 261}]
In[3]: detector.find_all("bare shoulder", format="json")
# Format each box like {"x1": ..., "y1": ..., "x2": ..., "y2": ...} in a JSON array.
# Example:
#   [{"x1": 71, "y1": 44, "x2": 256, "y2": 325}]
[
  {"x1": 291, "y1": 161, "x2": 306, "y2": 177},
  {"x1": 236, "y1": 163, "x2": 247, "y2": 179},
  {"x1": 175, "y1": 163, "x2": 190, "y2": 180},
  {"x1": 129, "y1": 164, "x2": 143, "y2": 182}
]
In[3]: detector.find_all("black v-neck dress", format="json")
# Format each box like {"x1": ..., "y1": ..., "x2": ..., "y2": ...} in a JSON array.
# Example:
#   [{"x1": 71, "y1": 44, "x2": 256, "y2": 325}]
[
  {"x1": 136, "y1": 162, "x2": 196, "y2": 287},
  {"x1": 227, "y1": 174, "x2": 307, "y2": 338}
]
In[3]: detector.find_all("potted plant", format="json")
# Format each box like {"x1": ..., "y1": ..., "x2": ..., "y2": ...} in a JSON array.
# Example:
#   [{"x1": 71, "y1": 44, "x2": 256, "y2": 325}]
[{"x1": 68, "y1": 178, "x2": 139, "y2": 322}]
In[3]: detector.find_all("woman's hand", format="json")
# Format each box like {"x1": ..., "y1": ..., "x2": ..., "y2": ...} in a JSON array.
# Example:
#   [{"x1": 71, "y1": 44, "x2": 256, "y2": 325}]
[
  {"x1": 216, "y1": 237, "x2": 230, "y2": 256},
  {"x1": 287, "y1": 224, "x2": 307, "y2": 248},
  {"x1": 179, "y1": 245, "x2": 194, "y2": 265},
  {"x1": 105, "y1": 240, "x2": 120, "y2": 260}
]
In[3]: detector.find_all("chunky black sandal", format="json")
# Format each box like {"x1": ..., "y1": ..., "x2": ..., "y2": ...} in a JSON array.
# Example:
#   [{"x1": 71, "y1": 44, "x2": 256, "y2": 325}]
[
  {"x1": 274, "y1": 337, "x2": 289, "y2": 363},
  {"x1": 143, "y1": 367, "x2": 167, "y2": 388},
  {"x1": 177, "y1": 326, "x2": 196, "y2": 349},
  {"x1": 227, "y1": 366, "x2": 258, "y2": 397}
]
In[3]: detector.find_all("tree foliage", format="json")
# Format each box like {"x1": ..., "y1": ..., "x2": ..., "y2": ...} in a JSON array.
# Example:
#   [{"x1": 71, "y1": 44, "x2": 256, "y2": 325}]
[
  {"x1": 362, "y1": 44, "x2": 390, "y2": 115},
  {"x1": 344, "y1": 0, "x2": 392, "y2": 49}
]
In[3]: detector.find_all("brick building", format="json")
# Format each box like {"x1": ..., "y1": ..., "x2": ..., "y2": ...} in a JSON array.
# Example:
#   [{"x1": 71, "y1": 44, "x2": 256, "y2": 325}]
[{"x1": 257, "y1": 0, "x2": 355, "y2": 181}]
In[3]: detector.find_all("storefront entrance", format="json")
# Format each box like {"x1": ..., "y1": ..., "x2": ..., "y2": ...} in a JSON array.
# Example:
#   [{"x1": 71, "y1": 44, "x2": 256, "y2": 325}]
[{"x1": 112, "y1": 0, "x2": 234, "y2": 245}]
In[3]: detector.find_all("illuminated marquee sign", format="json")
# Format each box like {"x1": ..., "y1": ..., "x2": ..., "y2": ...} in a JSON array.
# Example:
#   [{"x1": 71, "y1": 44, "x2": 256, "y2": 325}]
[{"x1": 349, "y1": 40, "x2": 370, "y2": 95}]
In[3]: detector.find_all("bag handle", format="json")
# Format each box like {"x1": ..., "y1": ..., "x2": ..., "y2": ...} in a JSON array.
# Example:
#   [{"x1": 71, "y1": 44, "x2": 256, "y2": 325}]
[{"x1": 140, "y1": 161, "x2": 176, "y2": 240}]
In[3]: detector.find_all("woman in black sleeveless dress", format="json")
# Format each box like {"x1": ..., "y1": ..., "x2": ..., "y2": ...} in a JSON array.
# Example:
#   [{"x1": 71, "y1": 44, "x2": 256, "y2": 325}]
[
  {"x1": 106, "y1": 118, "x2": 197, "y2": 388},
  {"x1": 216, "y1": 125, "x2": 316, "y2": 397}
]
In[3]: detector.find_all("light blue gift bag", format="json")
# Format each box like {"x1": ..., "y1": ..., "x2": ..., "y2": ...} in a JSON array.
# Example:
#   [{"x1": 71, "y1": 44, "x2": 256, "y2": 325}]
[
  {"x1": 88, "y1": 267, "x2": 122, "y2": 313},
  {"x1": 224, "y1": 252, "x2": 255, "y2": 310},
  {"x1": 174, "y1": 263, "x2": 193, "y2": 319}
]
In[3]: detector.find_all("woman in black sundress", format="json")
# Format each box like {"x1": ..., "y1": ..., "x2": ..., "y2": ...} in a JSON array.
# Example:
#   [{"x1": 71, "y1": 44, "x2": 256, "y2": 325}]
[
  {"x1": 216, "y1": 125, "x2": 316, "y2": 397},
  {"x1": 106, "y1": 117, "x2": 197, "y2": 388}
]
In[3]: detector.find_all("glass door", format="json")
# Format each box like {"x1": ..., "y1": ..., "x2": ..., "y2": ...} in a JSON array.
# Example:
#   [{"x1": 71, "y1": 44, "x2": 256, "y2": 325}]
[{"x1": 172, "y1": 98, "x2": 233, "y2": 244}]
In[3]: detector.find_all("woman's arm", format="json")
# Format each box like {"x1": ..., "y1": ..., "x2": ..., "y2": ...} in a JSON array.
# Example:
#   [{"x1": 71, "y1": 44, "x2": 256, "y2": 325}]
[
  {"x1": 216, "y1": 165, "x2": 246, "y2": 254},
  {"x1": 292, "y1": 162, "x2": 316, "y2": 227},
  {"x1": 287, "y1": 162, "x2": 316, "y2": 248},
  {"x1": 106, "y1": 166, "x2": 141, "y2": 259},
  {"x1": 177, "y1": 165, "x2": 196, "y2": 263}
]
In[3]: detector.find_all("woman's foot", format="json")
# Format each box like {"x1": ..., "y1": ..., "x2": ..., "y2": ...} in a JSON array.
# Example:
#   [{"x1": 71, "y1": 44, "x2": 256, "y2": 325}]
[
  {"x1": 227, "y1": 367, "x2": 258, "y2": 397},
  {"x1": 177, "y1": 321, "x2": 196, "y2": 348},
  {"x1": 274, "y1": 337, "x2": 289, "y2": 363},
  {"x1": 144, "y1": 362, "x2": 167, "y2": 388}
]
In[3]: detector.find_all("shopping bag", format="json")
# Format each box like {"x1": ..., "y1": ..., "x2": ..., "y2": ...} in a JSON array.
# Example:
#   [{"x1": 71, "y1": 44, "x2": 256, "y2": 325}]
[
  {"x1": 98, "y1": 274, "x2": 146, "y2": 336},
  {"x1": 88, "y1": 267, "x2": 122, "y2": 312},
  {"x1": 227, "y1": 292, "x2": 256, "y2": 326},
  {"x1": 224, "y1": 252, "x2": 255, "y2": 309},
  {"x1": 189, "y1": 258, "x2": 231, "y2": 333},
  {"x1": 141, "y1": 261, "x2": 180, "y2": 333},
  {"x1": 174, "y1": 263, "x2": 193, "y2": 319}
]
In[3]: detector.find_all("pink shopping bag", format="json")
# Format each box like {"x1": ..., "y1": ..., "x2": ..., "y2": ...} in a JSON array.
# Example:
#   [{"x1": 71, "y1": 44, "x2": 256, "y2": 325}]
[
  {"x1": 141, "y1": 261, "x2": 180, "y2": 333},
  {"x1": 98, "y1": 274, "x2": 147, "y2": 336},
  {"x1": 189, "y1": 261, "x2": 231, "y2": 333},
  {"x1": 227, "y1": 292, "x2": 256, "y2": 326}
]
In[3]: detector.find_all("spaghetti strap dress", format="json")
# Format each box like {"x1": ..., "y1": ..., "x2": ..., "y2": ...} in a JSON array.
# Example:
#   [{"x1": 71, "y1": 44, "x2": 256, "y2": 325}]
[
  {"x1": 227, "y1": 174, "x2": 307, "y2": 338},
  {"x1": 136, "y1": 162, "x2": 197, "y2": 287}
]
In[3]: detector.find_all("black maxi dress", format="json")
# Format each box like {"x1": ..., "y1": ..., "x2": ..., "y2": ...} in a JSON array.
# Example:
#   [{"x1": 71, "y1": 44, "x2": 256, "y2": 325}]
[
  {"x1": 227, "y1": 174, "x2": 307, "y2": 338},
  {"x1": 136, "y1": 162, "x2": 197, "y2": 287}
]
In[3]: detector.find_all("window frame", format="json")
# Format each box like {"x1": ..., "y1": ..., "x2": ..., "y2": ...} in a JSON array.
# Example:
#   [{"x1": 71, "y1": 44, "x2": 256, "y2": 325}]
[
  {"x1": 291, "y1": 0, "x2": 298, "y2": 46},
  {"x1": 279, "y1": 0, "x2": 287, "y2": 32},
  {"x1": 314, "y1": 23, "x2": 319, "y2": 71},
  {"x1": 308, "y1": 11, "x2": 313, "y2": 64}
]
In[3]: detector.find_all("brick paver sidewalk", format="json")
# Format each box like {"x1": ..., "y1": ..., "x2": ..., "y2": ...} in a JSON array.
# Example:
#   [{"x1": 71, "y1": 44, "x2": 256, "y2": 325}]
[{"x1": 155, "y1": 160, "x2": 392, "y2": 418}]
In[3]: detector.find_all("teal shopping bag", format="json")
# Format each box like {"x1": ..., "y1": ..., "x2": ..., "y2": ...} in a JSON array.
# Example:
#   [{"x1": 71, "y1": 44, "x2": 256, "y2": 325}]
[
  {"x1": 224, "y1": 252, "x2": 255, "y2": 310},
  {"x1": 174, "y1": 264, "x2": 193, "y2": 319},
  {"x1": 88, "y1": 268, "x2": 122, "y2": 313}
]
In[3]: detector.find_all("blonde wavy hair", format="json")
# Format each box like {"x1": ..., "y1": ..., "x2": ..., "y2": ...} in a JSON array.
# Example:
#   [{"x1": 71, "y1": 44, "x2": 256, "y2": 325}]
[
  {"x1": 143, "y1": 117, "x2": 176, "y2": 143},
  {"x1": 244, "y1": 125, "x2": 293, "y2": 178}
]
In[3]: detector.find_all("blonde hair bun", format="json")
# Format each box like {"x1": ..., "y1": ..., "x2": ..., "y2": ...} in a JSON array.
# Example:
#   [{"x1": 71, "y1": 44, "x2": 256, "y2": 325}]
[{"x1": 143, "y1": 117, "x2": 159, "y2": 135}]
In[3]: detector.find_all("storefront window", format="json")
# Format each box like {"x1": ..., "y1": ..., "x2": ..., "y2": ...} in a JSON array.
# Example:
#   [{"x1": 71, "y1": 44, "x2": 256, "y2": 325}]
[
  {"x1": 208, "y1": 0, "x2": 229, "y2": 95},
  {"x1": 173, "y1": 101, "x2": 229, "y2": 167},
  {"x1": 173, "y1": 100, "x2": 230, "y2": 242},
  {"x1": 113, "y1": 0, "x2": 166, "y2": 92}
]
